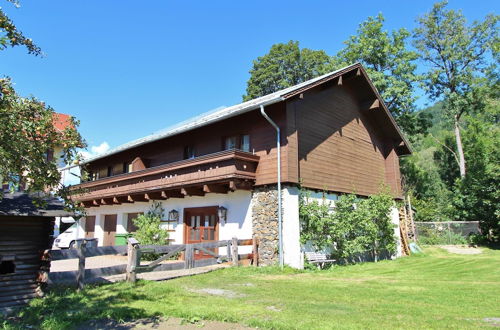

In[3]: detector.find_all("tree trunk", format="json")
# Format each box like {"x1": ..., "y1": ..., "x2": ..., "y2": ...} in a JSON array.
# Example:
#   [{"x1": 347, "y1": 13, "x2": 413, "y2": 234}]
[{"x1": 454, "y1": 115, "x2": 466, "y2": 177}]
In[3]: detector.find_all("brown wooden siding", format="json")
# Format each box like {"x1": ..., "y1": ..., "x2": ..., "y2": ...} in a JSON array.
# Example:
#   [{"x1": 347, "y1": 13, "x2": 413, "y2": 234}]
[
  {"x1": 293, "y1": 83, "x2": 400, "y2": 196},
  {"x1": 85, "y1": 103, "x2": 289, "y2": 187},
  {"x1": 0, "y1": 216, "x2": 53, "y2": 310}
]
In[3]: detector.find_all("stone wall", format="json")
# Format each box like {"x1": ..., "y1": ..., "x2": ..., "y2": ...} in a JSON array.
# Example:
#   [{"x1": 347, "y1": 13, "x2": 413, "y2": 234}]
[{"x1": 251, "y1": 186, "x2": 279, "y2": 266}]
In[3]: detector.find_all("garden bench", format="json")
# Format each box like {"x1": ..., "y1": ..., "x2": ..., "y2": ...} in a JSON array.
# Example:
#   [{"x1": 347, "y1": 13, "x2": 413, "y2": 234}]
[{"x1": 304, "y1": 251, "x2": 336, "y2": 269}]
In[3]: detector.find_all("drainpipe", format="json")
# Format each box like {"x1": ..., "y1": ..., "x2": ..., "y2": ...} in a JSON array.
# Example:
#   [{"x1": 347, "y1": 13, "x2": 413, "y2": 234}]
[{"x1": 260, "y1": 104, "x2": 283, "y2": 269}]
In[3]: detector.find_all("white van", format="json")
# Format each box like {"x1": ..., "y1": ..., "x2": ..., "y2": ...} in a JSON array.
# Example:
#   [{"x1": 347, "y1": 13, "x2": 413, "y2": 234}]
[{"x1": 53, "y1": 223, "x2": 82, "y2": 249}]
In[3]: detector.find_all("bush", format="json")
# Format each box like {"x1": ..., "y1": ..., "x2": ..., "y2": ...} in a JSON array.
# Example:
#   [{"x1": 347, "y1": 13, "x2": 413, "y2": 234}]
[
  {"x1": 300, "y1": 191, "x2": 396, "y2": 263},
  {"x1": 133, "y1": 202, "x2": 169, "y2": 260},
  {"x1": 417, "y1": 226, "x2": 468, "y2": 245}
]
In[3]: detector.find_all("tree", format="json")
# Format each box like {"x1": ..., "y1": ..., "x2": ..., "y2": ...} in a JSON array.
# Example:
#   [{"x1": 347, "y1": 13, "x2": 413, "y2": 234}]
[
  {"x1": 452, "y1": 96, "x2": 499, "y2": 242},
  {"x1": 336, "y1": 13, "x2": 422, "y2": 134},
  {"x1": 0, "y1": 1, "x2": 40, "y2": 55},
  {"x1": 243, "y1": 41, "x2": 336, "y2": 101},
  {"x1": 0, "y1": 1, "x2": 84, "y2": 202},
  {"x1": 413, "y1": 1, "x2": 499, "y2": 177}
]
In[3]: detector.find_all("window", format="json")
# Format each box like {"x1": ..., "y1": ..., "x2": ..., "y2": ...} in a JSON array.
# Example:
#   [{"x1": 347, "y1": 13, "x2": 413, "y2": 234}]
[
  {"x1": 224, "y1": 136, "x2": 237, "y2": 150},
  {"x1": 224, "y1": 134, "x2": 250, "y2": 152},
  {"x1": 241, "y1": 134, "x2": 250, "y2": 152},
  {"x1": 184, "y1": 145, "x2": 195, "y2": 159}
]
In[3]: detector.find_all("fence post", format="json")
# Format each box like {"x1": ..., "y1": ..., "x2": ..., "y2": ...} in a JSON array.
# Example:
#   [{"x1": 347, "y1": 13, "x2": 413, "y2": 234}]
[
  {"x1": 231, "y1": 237, "x2": 238, "y2": 266},
  {"x1": 252, "y1": 237, "x2": 259, "y2": 267},
  {"x1": 185, "y1": 244, "x2": 194, "y2": 269},
  {"x1": 226, "y1": 241, "x2": 231, "y2": 261},
  {"x1": 75, "y1": 239, "x2": 86, "y2": 291},
  {"x1": 126, "y1": 237, "x2": 140, "y2": 283}
]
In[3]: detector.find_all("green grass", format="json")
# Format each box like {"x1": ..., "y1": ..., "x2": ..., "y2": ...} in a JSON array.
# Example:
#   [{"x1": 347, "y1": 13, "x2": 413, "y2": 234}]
[{"x1": 3, "y1": 247, "x2": 500, "y2": 329}]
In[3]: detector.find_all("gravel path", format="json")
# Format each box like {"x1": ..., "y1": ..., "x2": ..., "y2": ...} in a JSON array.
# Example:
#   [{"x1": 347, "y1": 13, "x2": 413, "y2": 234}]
[
  {"x1": 103, "y1": 263, "x2": 230, "y2": 283},
  {"x1": 50, "y1": 255, "x2": 128, "y2": 272}
]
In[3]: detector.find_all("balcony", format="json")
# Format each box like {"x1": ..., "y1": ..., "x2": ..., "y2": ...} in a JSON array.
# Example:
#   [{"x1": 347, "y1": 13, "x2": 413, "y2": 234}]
[{"x1": 72, "y1": 150, "x2": 259, "y2": 207}]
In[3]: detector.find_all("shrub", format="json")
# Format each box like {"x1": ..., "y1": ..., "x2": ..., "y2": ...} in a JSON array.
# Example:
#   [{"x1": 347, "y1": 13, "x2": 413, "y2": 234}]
[
  {"x1": 133, "y1": 202, "x2": 169, "y2": 260},
  {"x1": 300, "y1": 191, "x2": 396, "y2": 263}
]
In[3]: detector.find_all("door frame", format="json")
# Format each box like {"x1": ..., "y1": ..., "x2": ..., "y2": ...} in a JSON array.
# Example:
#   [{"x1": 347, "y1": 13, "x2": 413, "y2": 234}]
[{"x1": 183, "y1": 206, "x2": 219, "y2": 244}]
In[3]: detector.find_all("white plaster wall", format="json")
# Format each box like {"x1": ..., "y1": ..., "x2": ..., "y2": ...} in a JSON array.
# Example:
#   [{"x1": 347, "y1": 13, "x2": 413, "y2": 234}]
[
  {"x1": 304, "y1": 191, "x2": 338, "y2": 208},
  {"x1": 391, "y1": 206, "x2": 403, "y2": 258},
  {"x1": 85, "y1": 190, "x2": 253, "y2": 251},
  {"x1": 282, "y1": 186, "x2": 302, "y2": 269}
]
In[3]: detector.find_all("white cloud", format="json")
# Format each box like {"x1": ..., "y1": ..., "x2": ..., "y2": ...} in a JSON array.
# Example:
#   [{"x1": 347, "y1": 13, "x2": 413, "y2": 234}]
[{"x1": 79, "y1": 141, "x2": 111, "y2": 160}]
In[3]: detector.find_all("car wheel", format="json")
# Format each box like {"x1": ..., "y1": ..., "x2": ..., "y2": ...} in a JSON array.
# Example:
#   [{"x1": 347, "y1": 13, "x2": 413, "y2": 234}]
[{"x1": 69, "y1": 241, "x2": 77, "y2": 249}]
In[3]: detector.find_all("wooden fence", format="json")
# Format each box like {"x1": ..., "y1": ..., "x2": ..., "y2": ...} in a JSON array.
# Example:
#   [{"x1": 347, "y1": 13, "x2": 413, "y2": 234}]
[{"x1": 48, "y1": 237, "x2": 258, "y2": 289}]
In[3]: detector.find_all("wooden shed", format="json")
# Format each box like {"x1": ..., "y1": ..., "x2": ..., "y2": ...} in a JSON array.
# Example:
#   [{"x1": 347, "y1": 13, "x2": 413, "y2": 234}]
[{"x1": 0, "y1": 192, "x2": 72, "y2": 313}]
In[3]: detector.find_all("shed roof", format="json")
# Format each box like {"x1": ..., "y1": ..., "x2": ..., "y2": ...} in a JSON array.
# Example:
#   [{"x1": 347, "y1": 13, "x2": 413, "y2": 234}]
[
  {"x1": 0, "y1": 192, "x2": 73, "y2": 217},
  {"x1": 83, "y1": 63, "x2": 410, "y2": 164}
]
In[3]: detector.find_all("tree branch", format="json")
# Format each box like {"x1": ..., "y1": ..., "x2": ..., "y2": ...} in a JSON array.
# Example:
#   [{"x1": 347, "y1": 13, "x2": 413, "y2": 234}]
[{"x1": 430, "y1": 133, "x2": 460, "y2": 168}]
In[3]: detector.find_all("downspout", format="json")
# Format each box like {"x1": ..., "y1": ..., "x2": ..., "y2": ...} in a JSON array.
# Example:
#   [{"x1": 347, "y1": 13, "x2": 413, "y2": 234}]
[{"x1": 260, "y1": 104, "x2": 283, "y2": 269}]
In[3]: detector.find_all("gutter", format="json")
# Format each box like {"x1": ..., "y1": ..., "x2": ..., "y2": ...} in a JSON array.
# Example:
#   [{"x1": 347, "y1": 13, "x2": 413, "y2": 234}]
[{"x1": 259, "y1": 104, "x2": 284, "y2": 269}]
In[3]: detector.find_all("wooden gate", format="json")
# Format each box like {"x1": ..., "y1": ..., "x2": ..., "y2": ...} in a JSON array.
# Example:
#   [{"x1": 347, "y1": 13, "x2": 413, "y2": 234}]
[{"x1": 103, "y1": 215, "x2": 117, "y2": 246}]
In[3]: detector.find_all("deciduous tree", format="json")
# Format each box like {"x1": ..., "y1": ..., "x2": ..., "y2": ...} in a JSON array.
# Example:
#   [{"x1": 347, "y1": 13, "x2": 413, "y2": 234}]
[
  {"x1": 336, "y1": 13, "x2": 422, "y2": 134},
  {"x1": 243, "y1": 41, "x2": 336, "y2": 101},
  {"x1": 413, "y1": 1, "x2": 498, "y2": 177},
  {"x1": 0, "y1": 1, "x2": 84, "y2": 202}
]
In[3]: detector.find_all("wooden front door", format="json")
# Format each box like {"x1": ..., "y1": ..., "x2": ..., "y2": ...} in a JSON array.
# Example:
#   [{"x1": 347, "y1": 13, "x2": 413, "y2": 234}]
[
  {"x1": 85, "y1": 216, "x2": 96, "y2": 238},
  {"x1": 184, "y1": 207, "x2": 218, "y2": 259},
  {"x1": 103, "y1": 214, "x2": 117, "y2": 246}
]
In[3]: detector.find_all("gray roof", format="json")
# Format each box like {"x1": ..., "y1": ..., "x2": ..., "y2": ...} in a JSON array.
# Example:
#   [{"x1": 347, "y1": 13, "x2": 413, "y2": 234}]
[
  {"x1": 0, "y1": 192, "x2": 73, "y2": 217},
  {"x1": 82, "y1": 64, "x2": 360, "y2": 164}
]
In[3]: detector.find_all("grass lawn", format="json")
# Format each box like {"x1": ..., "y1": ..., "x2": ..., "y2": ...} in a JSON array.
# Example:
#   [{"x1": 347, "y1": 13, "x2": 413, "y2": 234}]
[{"x1": 3, "y1": 246, "x2": 499, "y2": 329}]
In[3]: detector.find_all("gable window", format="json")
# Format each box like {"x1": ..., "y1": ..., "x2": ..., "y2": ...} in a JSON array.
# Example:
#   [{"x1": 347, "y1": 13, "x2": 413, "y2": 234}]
[
  {"x1": 184, "y1": 145, "x2": 195, "y2": 160},
  {"x1": 224, "y1": 134, "x2": 250, "y2": 152}
]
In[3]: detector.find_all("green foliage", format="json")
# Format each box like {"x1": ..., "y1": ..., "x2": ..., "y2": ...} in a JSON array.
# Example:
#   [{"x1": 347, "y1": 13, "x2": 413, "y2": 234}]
[
  {"x1": 452, "y1": 111, "x2": 500, "y2": 242},
  {"x1": 299, "y1": 191, "x2": 396, "y2": 262},
  {"x1": 0, "y1": 1, "x2": 84, "y2": 209},
  {"x1": 0, "y1": 1, "x2": 41, "y2": 55},
  {"x1": 0, "y1": 78, "x2": 84, "y2": 201},
  {"x1": 243, "y1": 40, "x2": 336, "y2": 101},
  {"x1": 133, "y1": 202, "x2": 169, "y2": 248},
  {"x1": 417, "y1": 226, "x2": 469, "y2": 245},
  {"x1": 336, "y1": 13, "x2": 422, "y2": 134}
]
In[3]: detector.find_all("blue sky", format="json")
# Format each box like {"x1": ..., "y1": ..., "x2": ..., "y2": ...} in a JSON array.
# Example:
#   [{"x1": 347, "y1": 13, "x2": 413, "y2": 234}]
[{"x1": 2, "y1": 0, "x2": 498, "y2": 156}]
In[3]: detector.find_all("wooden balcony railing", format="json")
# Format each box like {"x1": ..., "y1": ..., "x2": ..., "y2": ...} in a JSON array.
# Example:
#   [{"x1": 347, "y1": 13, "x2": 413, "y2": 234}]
[{"x1": 72, "y1": 150, "x2": 259, "y2": 205}]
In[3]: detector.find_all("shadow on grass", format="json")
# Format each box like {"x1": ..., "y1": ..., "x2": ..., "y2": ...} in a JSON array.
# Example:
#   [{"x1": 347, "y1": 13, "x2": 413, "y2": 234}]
[{"x1": 4, "y1": 281, "x2": 164, "y2": 330}]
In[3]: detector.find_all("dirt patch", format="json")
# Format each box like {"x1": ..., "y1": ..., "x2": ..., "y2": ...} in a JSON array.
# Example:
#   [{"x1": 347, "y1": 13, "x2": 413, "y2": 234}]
[
  {"x1": 190, "y1": 288, "x2": 246, "y2": 298},
  {"x1": 77, "y1": 316, "x2": 253, "y2": 329},
  {"x1": 483, "y1": 317, "x2": 500, "y2": 327},
  {"x1": 440, "y1": 245, "x2": 482, "y2": 255}
]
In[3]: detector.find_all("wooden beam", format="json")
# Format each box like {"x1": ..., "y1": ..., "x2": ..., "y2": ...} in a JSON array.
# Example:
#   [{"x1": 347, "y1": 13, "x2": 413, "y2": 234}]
[
  {"x1": 181, "y1": 187, "x2": 205, "y2": 197},
  {"x1": 92, "y1": 200, "x2": 100, "y2": 206},
  {"x1": 362, "y1": 99, "x2": 380, "y2": 110},
  {"x1": 145, "y1": 191, "x2": 168, "y2": 200},
  {"x1": 337, "y1": 75, "x2": 343, "y2": 86},
  {"x1": 203, "y1": 184, "x2": 228, "y2": 194},
  {"x1": 163, "y1": 190, "x2": 184, "y2": 199},
  {"x1": 229, "y1": 180, "x2": 253, "y2": 191},
  {"x1": 356, "y1": 68, "x2": 361, "y2": 76},
  {"x1": 115, "y1": 196, "x2": 132, "y2": 204},
  {"x1": 127, "y1": 194, "x2": 147, "y2": 202}
]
